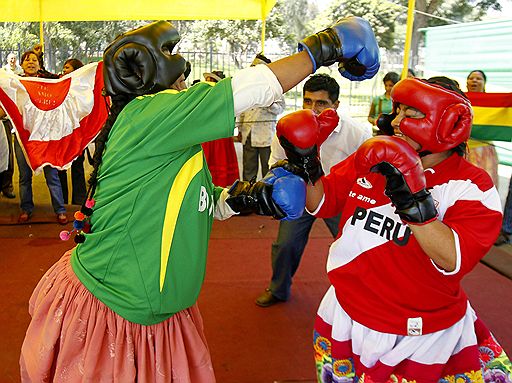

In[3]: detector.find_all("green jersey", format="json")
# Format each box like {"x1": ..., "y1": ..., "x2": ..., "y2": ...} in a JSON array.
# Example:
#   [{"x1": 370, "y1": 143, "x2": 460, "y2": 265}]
[{"x1": 71, "y1": 80, "x2": 234, "y2": 325}]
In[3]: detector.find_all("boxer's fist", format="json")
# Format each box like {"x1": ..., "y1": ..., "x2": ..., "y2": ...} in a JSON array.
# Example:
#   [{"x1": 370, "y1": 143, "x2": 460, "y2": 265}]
[
  {"x1": 299, "y1": 16, "x2": 380, "y2": 81},
  {"x1": 276, "y1": 109, "x2": 339, "y2": 184},
  {"x1": 225, "y1": 168, "x2": 306, "y2": 220},
  {"x1": 354, "y1": 136, "x2": 437, "y2": 224}
]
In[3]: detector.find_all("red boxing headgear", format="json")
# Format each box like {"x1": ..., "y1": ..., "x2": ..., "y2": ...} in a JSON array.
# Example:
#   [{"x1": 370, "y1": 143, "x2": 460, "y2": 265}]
[{"x1": 391, "y1": 78, "x2": 473, "y2": 153}]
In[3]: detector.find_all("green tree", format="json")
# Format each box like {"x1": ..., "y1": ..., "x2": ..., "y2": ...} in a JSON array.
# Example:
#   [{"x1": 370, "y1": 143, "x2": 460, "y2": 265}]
[
  {"x1": 179, "y1": 0, "x2": 320, "y2": 68},
  {"x1": 315, "y1": 0, "x2": 503, "y2": 65},
  {"x1": 0, "y1": 20, "x2": 147, "y2": 70},
  {"x1": 0, "y1": 22, "x2": 40, "y2": 51},
  {"x1": 183, "y1": 5, "x2": 287, "y2": 68},
  {"x1": 317, "y1": 0, "x2": 402, "y2": 51},
  {"x1": 276, "y1": 0, "x2": 320, "y2": 50}
]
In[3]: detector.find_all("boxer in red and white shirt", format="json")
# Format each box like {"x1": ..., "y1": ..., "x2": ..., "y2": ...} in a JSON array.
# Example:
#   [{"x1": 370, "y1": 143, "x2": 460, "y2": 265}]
[{"x1": 276, "y1": 77, "x2": 512, "y2": 382}]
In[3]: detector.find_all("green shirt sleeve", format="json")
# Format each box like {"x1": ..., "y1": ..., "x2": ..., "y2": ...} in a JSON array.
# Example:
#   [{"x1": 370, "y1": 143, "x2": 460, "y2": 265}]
[{"x1": 116, "y1": 79, "x2": 235, "y2": 156}]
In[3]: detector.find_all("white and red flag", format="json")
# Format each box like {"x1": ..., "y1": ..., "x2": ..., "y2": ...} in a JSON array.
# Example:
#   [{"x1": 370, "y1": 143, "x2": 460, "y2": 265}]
[{"x1": 0, "y1": 61, "x2": 108, "y2": 173}]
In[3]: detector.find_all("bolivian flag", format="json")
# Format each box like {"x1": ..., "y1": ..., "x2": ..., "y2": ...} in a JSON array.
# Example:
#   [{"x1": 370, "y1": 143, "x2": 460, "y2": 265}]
[{"x1": 466, "y1": 92, "x2": 512, "y2": 142}]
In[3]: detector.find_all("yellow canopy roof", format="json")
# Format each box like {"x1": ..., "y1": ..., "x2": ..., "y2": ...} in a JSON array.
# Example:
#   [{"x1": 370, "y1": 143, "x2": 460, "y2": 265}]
[{"x1": 3, "y1": 0, "x2": 277, "y2": 22}]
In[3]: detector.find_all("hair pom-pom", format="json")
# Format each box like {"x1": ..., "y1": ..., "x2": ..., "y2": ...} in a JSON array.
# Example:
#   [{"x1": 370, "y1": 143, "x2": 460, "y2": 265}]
[
  {"x1": 73, "y1": 220, "x2": 85, "y2": 230},
  {"x1": 59, "y1": 230, "x2": 71, "y2": 241},
  {"x1": 74, "y1": 233, "x2": 86, "y2": 243},
  {"x1": 81, "y1": 206, "x2": 93, "y2": 216},
  {"x1": 83, "y1": 222, "x2": 91, "y2": 233},
  {"x1": 85, "y1": 199, "x2": 96, "y2": 208},
  {"x1": 74, "y1": 211, "x2": 85, "y2": 221}
]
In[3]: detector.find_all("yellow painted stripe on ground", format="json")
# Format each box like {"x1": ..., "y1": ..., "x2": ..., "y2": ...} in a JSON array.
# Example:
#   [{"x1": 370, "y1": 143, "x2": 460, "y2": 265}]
[
  {"x1": 160, "y1": 151, "x2": 203, "y2": 291},
  {"x1": 472, "y1": 106, "x2": 512, "y2": 127}
]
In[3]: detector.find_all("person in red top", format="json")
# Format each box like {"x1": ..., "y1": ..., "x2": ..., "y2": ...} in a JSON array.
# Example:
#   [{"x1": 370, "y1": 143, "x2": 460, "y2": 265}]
[
  {"x1": 201, "y1": 70, "x2": 240, "y2": 187},
  {"x1": 276, "y1": 77, "x2": 512, "y2": 382}
]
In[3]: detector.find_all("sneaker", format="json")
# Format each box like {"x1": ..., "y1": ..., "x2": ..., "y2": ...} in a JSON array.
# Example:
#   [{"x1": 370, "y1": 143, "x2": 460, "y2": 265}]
[
  {"x1": 57, "y1": 213, "x2": 68, "y2": 225},
  {"x1": 18, "y1": 210, "x2": 32, "y2": 223},
  {"x1": 255, "y1": 289, "x2": 285, "y2": 308}
]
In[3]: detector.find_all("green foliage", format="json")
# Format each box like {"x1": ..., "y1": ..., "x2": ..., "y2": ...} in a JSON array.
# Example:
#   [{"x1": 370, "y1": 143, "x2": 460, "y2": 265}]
[
  {"x1": 0, "y1": 0, "x2": 505, "y2": 69},
  {"x1": 0, "y1": 20, "x2": 147, "y2": 64},
  {"x1": 319, "y1": 0, "x2": 402, "y2": 51},
  {"x1": 274, "y1": 0, "x2": 319, "y2": 50},
  {"x1": 183, "y1": 6, "x2": 286, "y2": 57},
  {"x1": 0, "y1": 22, "x2": 40, "y2": 50}
]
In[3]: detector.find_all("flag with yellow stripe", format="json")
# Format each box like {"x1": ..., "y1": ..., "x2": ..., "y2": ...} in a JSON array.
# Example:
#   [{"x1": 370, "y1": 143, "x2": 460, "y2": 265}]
[{"x1": 467, "y1": 92, "x2": 512, "y2": 142}]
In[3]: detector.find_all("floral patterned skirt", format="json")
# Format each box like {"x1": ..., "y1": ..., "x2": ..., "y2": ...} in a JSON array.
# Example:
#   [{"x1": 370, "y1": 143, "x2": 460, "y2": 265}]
[
  {"x1": 314, "y1": 286, "x2": 512, "y2": 383},
  {"x1": 467, "y1": 141, "x2": 499, "y2": 188}
]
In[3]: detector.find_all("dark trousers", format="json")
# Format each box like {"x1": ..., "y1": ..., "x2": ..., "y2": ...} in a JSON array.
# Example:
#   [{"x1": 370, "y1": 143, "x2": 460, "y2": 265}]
[
  {"x1": 269, "y1": 210, "x2": 340, "y2": 300},
  {"x1": 242, "y1": 133, "x2": 271, "y2": 181},
  {"x1": 58, "y1": 153, "x2": 87, "y2": 205},
  {"x1": 0, "y1": 120, "x2": 14, "y2": 192},
  {"x1": 502, "y1": 178, "x2": 512, "y2": 234},
  {"x1": 14, "y1": 137, "x2": 66, "y2": 214}
]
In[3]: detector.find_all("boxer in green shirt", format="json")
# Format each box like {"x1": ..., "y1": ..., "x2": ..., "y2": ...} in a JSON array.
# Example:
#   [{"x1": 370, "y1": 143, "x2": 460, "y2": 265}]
[{"x1": 21, "y1": 18, "x2": 380, "y2": 381}]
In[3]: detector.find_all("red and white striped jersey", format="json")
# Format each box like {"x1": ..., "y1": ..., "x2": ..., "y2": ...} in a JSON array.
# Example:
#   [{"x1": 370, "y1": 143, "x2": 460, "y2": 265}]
[{"x1": 313, "y1": 152, "x2": 502, "y2": 335}]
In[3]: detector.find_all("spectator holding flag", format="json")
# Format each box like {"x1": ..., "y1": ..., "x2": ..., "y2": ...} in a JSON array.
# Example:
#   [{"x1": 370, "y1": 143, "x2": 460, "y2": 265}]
[
  {"x1": 0, "y1": 50, "x2": 68, "y2": 224},
  {"x1": 466, "y1": 70, "x2": 499, "y2": 187},
  {"x1": 277, "y1": 76, "x2": 511, "y2": 381}
]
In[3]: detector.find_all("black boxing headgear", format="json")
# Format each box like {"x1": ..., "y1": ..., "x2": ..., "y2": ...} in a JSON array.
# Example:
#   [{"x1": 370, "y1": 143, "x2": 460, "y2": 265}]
[
  {"x1": 391, "y1": 78, "x2": 473, "y2": 153},
  {"x1": 103, "y1": 20, "x2": 187, "y2": 97}
]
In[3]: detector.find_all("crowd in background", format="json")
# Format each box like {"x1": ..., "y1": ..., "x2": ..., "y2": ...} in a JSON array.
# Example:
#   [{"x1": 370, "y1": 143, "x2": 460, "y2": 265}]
[{"x1": 1, "y1": 52, "x2": 508, "y2": 238}]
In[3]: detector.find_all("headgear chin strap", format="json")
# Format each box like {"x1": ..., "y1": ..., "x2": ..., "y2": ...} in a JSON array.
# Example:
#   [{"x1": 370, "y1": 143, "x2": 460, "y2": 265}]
[
  {"x1": 103, "y1": 20, "x2": 187, "y2": 97},
  {"x1": 390, "y1": 78, "x2": 473, "y2": 154}
]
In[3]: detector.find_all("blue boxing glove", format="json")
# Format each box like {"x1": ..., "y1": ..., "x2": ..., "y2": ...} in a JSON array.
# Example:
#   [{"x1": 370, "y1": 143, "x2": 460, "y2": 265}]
[
  {"x1": 225, "y1": 167, "x2": 306, "y2": 220},
  {"x1": 264, "y1": 167, "x2": 306, "y2": 221},
  {"x1": 298, "y1": 16, "x2": 380, "y2": 81}
]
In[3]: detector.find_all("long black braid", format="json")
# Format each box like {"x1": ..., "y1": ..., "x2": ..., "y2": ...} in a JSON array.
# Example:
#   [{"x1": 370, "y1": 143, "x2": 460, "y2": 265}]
[
  {"x1": 87, "y1": 96, "x2": 132, "y2": 196},
  {"x1": 72, "y1": 95, "x2": 133, "y2": 243}
]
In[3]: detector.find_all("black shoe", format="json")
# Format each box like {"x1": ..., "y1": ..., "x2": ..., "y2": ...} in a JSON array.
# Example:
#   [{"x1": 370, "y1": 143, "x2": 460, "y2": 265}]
[
  {"x1": 2, "y1": 188, "x2": 15, "y2": 199},
  {"x1": 255, "y1": 289, "x2": 285, "y2": 307},
  {"x1": 495, "y1": 231, "x2": 510, "y2": 246}
]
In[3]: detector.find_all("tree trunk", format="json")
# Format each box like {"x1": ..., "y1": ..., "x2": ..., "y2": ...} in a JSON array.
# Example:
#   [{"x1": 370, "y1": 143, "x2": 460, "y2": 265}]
[
  {"x1": 410, "y1": 0, "x2": 427, "y2": 68},
  {"x1": 410, "y1": 0, "x2": 442, "y2": 68}
]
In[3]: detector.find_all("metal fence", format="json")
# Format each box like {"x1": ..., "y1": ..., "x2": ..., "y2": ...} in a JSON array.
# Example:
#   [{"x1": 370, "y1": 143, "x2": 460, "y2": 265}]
[{"x1": 1, "y1": 45, "x2": 416, "y2": 123}]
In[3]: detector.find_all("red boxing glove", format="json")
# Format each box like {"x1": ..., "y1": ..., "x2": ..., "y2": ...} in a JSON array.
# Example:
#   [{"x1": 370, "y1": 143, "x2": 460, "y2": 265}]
[
  {"x1": 276, "y1": 109, "x2": 339, "y2": 184},
  {"x1": 354, "y1": 136, "x2": 437, "y2": 224},
  {"x1": 277, "y1": 108, "x2": 339, "y2": 149}
]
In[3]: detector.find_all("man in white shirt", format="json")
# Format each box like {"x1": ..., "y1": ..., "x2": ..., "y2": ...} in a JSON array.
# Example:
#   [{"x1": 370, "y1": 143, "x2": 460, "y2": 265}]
[
  {"x1": 2, "y1": 52, "x2": 23, "y2": 75},
  {"x1": 256, "y1": 73, "x2": 372, "y2": 307}
]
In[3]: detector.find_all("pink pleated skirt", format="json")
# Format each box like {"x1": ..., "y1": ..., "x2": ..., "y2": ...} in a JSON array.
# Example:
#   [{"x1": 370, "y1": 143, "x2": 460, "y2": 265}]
[{"x1": 20, "y1": 251, "x2": 216, "y2": 383}]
